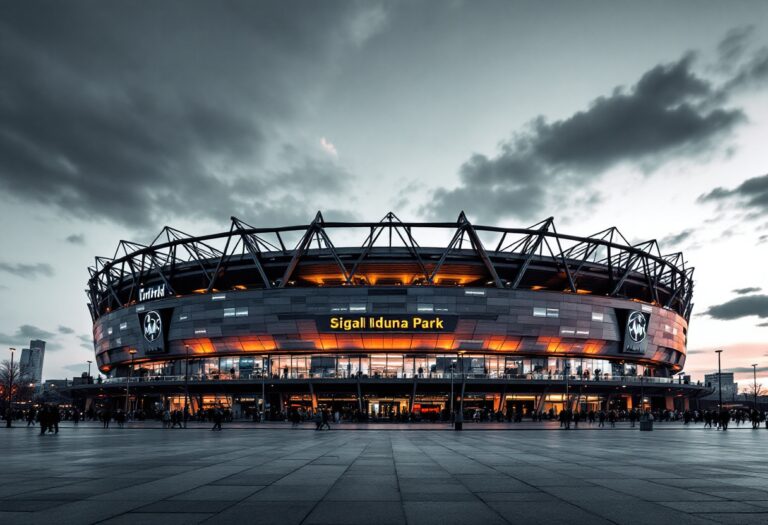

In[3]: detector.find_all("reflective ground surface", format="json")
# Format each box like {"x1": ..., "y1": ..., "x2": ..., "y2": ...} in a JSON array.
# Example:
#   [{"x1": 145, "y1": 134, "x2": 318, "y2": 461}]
[{"x1": 2, "y1": 423, "x2": 768, "y2": 524}]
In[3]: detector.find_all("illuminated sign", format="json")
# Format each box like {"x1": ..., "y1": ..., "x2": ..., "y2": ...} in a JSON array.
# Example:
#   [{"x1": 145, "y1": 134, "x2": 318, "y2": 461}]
[
  {"x1": 317, "y1": 314, "x2": 458, "y2": 333},
  {"x1": 619, "y1": 309, "x2": 649, "y2": 354},
  {"x1": 137, "y1": 308, "x2": 173, "y2": 354},
  {"x1": 139, "y1": 284, "x2": 168, "y2": 302}
]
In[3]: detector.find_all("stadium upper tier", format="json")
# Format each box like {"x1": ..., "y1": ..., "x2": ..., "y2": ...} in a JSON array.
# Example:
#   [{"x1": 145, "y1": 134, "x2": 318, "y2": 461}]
[{"x1": 87, "y1": 212, "x2": 694, "y2": 321}]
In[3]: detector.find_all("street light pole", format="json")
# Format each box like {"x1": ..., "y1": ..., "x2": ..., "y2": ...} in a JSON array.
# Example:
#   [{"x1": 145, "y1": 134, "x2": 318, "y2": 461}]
[
  {"x1": 125, "y1": 349, "x2": 137, "y2": 416},
  {"x1": 184, "y1": 345, "x2": 191, "y2": 429},
  {"x1": 87, "y1": 360, "x2": 92, "y2": 382},
  {"x1": 564, "y1": 364, "x2": 570, "y2": 411},
  {"x1": 715, "y1": 349, "x2": 723, "y2": 410},
  {"x1": 752, "y1": 363, "x2": 758, "y2": 410},
  {"x1": 6, "y1": 348, "x2": 15, "y2": 428},
  {"x1": 449, "y1": 361, "x2": 454, "y2": 419}
]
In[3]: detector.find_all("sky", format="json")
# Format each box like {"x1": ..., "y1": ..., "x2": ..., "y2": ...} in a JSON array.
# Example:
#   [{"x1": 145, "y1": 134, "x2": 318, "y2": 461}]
[{"x1": 0, "y1": 1, "x2": 767, "y2": 386}]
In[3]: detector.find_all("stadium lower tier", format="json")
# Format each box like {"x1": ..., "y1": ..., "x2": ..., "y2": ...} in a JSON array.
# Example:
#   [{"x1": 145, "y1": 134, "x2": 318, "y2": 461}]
[{"x1": 66, "y1": 353, "x2": 710, "y2": 419}]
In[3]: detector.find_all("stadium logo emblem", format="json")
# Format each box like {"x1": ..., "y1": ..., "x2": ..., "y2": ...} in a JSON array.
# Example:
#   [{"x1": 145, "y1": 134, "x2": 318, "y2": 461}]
[
  {"x1": 627, "y1": 311, "x2": 647, "y2": 343},
  {"x1": 143, "y1": 311, "x2": 162, "y2": 342}
]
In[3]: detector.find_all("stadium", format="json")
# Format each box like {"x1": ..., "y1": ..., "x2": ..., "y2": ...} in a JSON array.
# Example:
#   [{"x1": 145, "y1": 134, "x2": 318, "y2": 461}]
[{"x1": 75, "y1": 212, "x2": 708, "y2": 420}]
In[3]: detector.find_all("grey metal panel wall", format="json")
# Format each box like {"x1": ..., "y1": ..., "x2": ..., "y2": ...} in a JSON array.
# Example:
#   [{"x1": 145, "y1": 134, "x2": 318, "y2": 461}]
[{"x1": 94, "y1": 287, "x2": 688, "y2": 369}]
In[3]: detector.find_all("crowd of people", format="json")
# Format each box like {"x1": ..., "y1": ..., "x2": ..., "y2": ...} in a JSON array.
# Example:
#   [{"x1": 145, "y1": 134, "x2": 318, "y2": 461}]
[{"x1": 4, "y1": 403, "x2": 768, "y2": 431}]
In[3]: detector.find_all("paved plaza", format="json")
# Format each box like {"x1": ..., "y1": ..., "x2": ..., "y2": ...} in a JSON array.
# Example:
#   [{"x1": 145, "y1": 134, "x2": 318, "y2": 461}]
[{"x1": 2, "y1": 424, "x2": 768, "y2": 524}]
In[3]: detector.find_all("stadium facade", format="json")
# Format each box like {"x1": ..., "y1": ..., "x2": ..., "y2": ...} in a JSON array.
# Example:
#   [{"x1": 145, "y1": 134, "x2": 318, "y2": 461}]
[{"x1": 72, "y1": 212, "x2": 708, "y2": 419}]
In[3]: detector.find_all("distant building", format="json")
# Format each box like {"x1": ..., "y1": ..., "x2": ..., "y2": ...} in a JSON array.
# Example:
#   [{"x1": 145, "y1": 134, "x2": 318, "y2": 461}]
[
  {"x1": 42, "y1": 379, "x2": 70, "y2": 392},
  {"x1": 19, "y1": 339, "x2": 46, "y2": 385},
  {"x1": 703, "y1": 372, "x2": 738, "y2": 403}
]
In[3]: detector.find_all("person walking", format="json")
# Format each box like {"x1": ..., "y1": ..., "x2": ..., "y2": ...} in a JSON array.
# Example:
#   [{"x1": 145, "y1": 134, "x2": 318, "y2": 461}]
[
  {"x1": 102, "y1": 407, "x2": 111, "y2": 429},
  {"x1": 598, "y1": 410, "x2": 606, "y2": 428},
  {"x1": 50, "y1": 405, "x2": 60, "y2": 434},
  {"x1": 321, "y1": 408, "x2": 331, "y2": 430},
  {"x1": 719, "y1": 408, "x2": 730, "y2": 431},
  {"x1": 38, "y1": 405, "x2": 50, "y2": 436},
  {"x1": 211, "y1": 406, "x2": 223, "y2": 431}
]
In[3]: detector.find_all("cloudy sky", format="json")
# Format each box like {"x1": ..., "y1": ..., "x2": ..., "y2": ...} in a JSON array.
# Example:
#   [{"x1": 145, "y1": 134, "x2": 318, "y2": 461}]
[{"x1": 1, "y1": 1, "x2": 767, "y2": 385}]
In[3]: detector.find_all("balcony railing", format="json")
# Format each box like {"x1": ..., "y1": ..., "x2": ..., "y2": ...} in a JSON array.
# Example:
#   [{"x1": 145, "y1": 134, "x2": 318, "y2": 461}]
[{"x1": 100, "y1": 373, "x2": 694, "y2": 385}]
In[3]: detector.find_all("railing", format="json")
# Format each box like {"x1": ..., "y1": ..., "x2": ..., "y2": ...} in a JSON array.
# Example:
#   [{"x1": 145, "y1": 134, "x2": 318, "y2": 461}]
[{"x1": 100, "y1": 373, "x2": 696, "y2": 385}]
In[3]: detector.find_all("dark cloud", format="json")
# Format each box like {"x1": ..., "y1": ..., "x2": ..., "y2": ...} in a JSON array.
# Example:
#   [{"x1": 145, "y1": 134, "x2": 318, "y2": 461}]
[
  {"x1": 727, "y1": 366, "x2": 768, "y2": 374},
  {"x1": 723, "y1": 47, "x2": 768, "y2": 92},
  {"x1": 0, "y1": 262, "x2": 54, "y2": 279},
  {"x1": 733, "y1": 287, "x2": 762, "y2": 295},
  {"x1": 65, "y1": 234, "x2": 85, "y2": 245},
  {"x1": 423, "y1": 54, "x2": 744, "y2": 222},
  {"x1": 660, "y1": 229, "x2": 694, "y2": 248},
  {"x1": 0, "y1": 324, "x2": 56, "y2": 345},
  {"x1": 0, "y1": 2, "x2": 380, "y2": 228},
  {"x1": 717, "y1": 26, "x2": 755, "y2": 65},
  {"x1": 698, "y1": 174, "x2": 768, "y2": 216},
  {"x1": 58, "y1": 326, "x2": 75, "y2": 334},
  {"x1": 703, "y1": 295, "x2": 768, "y2": 320}
]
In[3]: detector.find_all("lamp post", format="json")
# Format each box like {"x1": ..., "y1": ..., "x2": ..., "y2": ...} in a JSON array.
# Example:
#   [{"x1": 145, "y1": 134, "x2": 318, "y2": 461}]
[
  {"x1": 449, "y1": 361, "x2": 455, "y2": 419},
  {"x1": 564, "y1": 364, "x2": 571, "y2": 411},
  {"x1": 752, "y1": 363, "x2": 758, "y2": 411},
  {"x1": 87, "y1": 360, "x2": 92, "y2": 382},
  {"x1": 125, "y1": 349, "x2": 137, "y2": 415},
  {"x1": 184, "y1": 345, "x2": 191, "y2": 429},
  {"x1": 715, "y1": 349, "x2": 723, "y2": 410},
  {"x1": 6, "y1": 348, "x2": 15, "y2": 428}
]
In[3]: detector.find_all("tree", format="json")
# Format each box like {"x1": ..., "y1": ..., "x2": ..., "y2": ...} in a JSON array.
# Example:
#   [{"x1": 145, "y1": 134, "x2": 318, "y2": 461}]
[
  {"x1": 742, "y1": 383, "x2": 766, "y2": 399},
  {"x1": 741, "y1": 383, "x2": 768, "y2": 403},
  {"x1": 0, "y1": 359, "x2": 35, "y2": 405}
]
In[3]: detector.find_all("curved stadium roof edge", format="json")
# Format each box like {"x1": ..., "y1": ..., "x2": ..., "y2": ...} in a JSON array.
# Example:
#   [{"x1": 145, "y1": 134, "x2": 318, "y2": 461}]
[{"x1": 87, "y1": 211, "x2": 694, "y2": 321}]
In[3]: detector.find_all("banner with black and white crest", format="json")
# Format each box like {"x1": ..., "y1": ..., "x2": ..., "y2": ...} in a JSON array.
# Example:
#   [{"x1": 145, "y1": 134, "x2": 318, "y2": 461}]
[
  {"x1": 617, "y1": 309, "x2": 650, "y2": 354},
  {"x1": 137, "y1": 308, "x2": 174, "y2": 354}
]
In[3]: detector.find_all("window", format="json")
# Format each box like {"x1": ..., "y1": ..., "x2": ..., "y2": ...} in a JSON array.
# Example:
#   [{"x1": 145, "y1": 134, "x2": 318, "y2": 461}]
[
  {"x1": 119, "y1": 322, "x2": 128, "y2": 330},
  {"x1": 235, "y1": 307, "x2": 248, "y2": 317},
  {"x1": 591, "y1": 312, "x2": 604, "y2": 322},
  {"x1": 465, "y1": 290, "x2": 485, "y2": 296},
  {"x1": 224, "y1": 308, "x2": 236, "y2": 318},
  {"x1": 349, "y1": 304, "x2": 367, "y2": 312},
  {"x1": 533, "y1": 307, "x2": 558, "y2": 317},
  {"x1": 560, "y1": 328, "x2": 575, "y2": 335},
  {"x1": 417, "y1": 304, "x2": 434, "y2": 313},
  {"x1": 576, "y1": 329, "x2": 589, "y2": 336},
  {"x1": 211, "y1": 294, "x2": 226, "y2": 301},
  {"x1": 136, "y1": 305, "x2": 145, "y2": 312},
  {"x1": 179, "y1": 314, "x2": 189, "y2": 321},
  {"x1": 115, "y1": 337, "x2": 122, "y2": 345},
  {"x1": 107, "y1": 327, "x2": 113, "y2": 335},
  {"x1": 194, "y1": 328, "x2": 207, "y2": 335}
]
